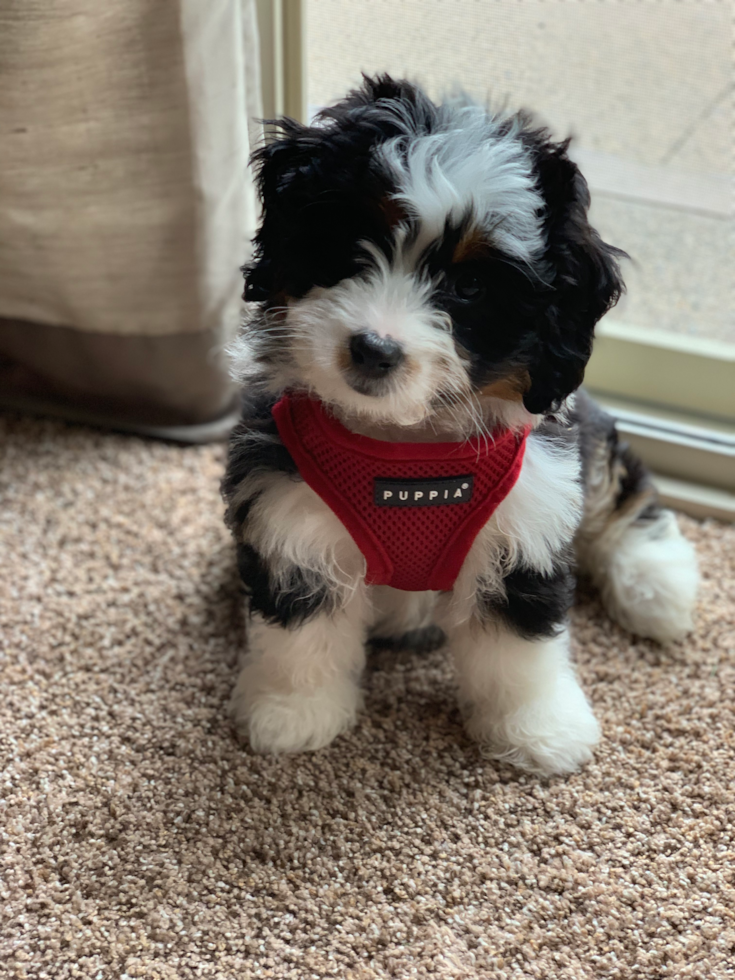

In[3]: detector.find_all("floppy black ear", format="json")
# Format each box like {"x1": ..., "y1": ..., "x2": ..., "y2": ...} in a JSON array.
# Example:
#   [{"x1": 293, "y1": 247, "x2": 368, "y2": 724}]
[
  {"x1": 242, "y1": 110, "x2": 393, "y2": 303},
  {"x1": 523, "y1": 139, "x2": 626, "y2": 415},
  {"x1": 242, "y1": 74, "x2": 436, "y2": 304},
  {"x1": 242, "y1": 118, "x2": 324, "y2": 302}
]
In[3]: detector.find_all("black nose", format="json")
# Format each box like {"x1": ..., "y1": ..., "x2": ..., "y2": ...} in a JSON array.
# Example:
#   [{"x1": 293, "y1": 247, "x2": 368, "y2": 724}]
[{"x1": 348, "y1": 331, "x2": 404, "y2": 378}]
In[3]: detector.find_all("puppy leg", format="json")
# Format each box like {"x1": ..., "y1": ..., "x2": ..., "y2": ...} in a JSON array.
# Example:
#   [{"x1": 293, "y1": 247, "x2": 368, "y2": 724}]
[
  {"x1": 226, "y1": 470, "x2": 370, "y2": 754},
  {"x1": 232, "y1": 588, "x2": 368, "y2": 754},
  {"x1": 451, "y1": 619, "x2": 600, "y2": 775},
  {"x1": 445, "y1": 559, "x2": 599, "y2": 775}
]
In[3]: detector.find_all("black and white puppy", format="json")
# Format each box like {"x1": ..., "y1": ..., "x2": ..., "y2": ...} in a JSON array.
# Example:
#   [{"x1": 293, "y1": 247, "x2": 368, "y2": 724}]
[{"x1": 222, "y1": 75, "x2": 698, "y2": 774}]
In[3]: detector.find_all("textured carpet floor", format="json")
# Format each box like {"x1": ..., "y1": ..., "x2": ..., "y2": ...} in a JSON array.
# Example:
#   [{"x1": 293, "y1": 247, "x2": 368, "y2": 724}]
[{"x1": 1, "y1": 414, "x2": 733, "y2": 980}]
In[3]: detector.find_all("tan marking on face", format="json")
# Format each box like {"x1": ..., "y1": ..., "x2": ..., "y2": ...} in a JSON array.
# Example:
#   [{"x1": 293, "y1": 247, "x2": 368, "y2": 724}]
[
  {"x1": 479, "y1": 370, "x2": 531, "y2": 403},
  {"x1": 452, "y1": 229, "x2": 493, "y2": 264}
]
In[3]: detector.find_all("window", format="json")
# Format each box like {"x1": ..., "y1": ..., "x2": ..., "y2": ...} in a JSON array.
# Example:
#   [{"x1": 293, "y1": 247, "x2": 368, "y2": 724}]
[{"x1": 258, "y1": 0, "x2": 734, "y2": 517}]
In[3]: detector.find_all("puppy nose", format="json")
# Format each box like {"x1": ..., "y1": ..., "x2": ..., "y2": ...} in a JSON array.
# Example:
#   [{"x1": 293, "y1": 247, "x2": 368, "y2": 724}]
[{"x1": 349, "y1": 331, "x2": 405, "y2": 377}]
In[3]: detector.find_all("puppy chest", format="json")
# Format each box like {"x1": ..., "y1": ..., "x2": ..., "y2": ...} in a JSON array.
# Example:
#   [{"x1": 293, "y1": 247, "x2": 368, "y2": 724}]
[{"x1": 272, "y1": 394, "x2": 528, "y2": 592}]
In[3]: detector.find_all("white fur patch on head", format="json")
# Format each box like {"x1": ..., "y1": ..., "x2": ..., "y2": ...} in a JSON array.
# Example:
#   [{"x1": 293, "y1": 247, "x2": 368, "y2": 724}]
[{"x1": 378, "y1": 106, "x2": 545, "y2": 263}]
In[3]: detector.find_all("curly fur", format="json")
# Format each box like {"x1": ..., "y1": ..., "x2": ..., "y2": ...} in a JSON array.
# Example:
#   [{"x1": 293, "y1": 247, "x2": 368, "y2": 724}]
[{"x1": 223, "y1": 75, "x2": 698, "y2": 774}]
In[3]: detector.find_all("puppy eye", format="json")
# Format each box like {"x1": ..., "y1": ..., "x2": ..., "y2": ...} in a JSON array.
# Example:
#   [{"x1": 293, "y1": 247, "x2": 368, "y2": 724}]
[{"x1": 453, "y1": 272, "x2": 485, "y2": 302}]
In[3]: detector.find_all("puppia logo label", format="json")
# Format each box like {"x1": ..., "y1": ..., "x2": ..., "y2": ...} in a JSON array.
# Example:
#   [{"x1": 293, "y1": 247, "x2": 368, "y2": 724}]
[{"x1": 374, "y1": 475, "x2": 474, "y2": 508}]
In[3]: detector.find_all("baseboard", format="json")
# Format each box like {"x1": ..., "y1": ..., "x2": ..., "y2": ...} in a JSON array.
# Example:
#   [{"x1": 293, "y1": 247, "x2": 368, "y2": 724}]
[
  {"x1": 590, "y1": 391, "x2": 735, "y2": 522},
  {"x1": 653, "y1": 475, "x2": 735, "y2": 523},
  {"x1": 0, "y1": 395, "x2": 241, "y2": 445}
]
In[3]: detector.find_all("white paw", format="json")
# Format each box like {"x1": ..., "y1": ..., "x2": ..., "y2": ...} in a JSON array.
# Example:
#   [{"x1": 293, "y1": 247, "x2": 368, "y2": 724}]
[
  {"x1": 231, "y1": 677, "x2": 361, "y2": 754},
  {"x1": 465, "y1": 669, "x2": 601, "y2": 776}
]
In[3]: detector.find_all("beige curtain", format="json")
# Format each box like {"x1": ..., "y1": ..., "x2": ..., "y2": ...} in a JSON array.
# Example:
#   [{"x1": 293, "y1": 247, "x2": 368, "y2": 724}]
[{"x1": 0, "y1": 0, "x2": 261, "y2": 438}]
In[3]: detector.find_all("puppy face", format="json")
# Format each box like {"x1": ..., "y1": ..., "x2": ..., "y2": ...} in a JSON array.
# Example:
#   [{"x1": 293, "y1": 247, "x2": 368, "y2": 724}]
[{"x1": 237, "y1": 75, "x2": 625, "y2": 431}]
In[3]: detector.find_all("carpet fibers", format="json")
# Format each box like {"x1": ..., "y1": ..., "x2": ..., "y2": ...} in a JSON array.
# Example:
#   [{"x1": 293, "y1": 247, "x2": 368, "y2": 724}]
[{"x1": 1, "y1": 414, "x2": 733, "y2": 979}]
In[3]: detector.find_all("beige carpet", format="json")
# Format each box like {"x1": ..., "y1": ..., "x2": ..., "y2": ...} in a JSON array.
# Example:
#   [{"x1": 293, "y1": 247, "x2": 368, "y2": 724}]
[{"x1": 1, "y1": 413, "x2": 733, "y2": 980}]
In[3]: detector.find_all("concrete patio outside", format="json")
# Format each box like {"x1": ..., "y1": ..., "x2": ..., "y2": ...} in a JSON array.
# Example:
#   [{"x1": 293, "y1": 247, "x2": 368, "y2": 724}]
[{"x1": 307, "y1": 0, "x2": 733, "y2": 345}]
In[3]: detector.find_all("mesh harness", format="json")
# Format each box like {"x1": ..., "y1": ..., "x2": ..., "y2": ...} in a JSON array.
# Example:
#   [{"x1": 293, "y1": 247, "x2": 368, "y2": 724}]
[{"x1": 272, "y1": 393, "x2": 528, "y2": 592}]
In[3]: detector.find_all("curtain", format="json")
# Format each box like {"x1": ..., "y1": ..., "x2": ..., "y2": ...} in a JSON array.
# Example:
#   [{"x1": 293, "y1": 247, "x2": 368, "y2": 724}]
[{"x1": 0, "y1": 0, "x2": 261, "y2": 438}]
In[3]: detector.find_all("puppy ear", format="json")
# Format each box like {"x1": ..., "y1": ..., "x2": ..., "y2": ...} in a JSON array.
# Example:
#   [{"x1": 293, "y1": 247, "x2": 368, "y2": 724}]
[
  {"x1": 242, "y1": 118, "x2": 318, "y2": 302},
  {"x1": 523, "y1": 139, "x2": 626, "y2": 415},
  {"x1": 242, "y1": 74, "x2": 435, "y2": 304}
]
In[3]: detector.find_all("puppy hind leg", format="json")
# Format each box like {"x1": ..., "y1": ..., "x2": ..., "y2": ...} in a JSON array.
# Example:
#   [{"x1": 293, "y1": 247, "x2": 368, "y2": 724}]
[
  {"x1": 583, "y1": 506, "x2": 698, "y2": 645},
  {"x1": 574, "y1": 395, "x2": 698, "y2": 644}
]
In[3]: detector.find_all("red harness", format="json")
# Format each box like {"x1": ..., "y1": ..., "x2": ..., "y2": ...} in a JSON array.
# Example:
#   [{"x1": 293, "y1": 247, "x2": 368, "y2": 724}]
[{"x1": 272, "y1": 393, "x2": 528, "y2": 592}]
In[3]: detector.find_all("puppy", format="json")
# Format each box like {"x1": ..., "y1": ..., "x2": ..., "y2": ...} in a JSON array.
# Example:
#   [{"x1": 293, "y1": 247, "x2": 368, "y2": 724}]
[{"x1": 222, "y1": 75, "x2": 698, "y2": 774}]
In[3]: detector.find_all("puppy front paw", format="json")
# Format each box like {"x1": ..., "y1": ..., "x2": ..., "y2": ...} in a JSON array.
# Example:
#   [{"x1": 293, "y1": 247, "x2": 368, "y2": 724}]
[
  {"x1": 465, "y1": 670, "x2": 601, "y2": 776},
  {"x1": 231, "y1": 675, "x2": 361, "y2": 754}
]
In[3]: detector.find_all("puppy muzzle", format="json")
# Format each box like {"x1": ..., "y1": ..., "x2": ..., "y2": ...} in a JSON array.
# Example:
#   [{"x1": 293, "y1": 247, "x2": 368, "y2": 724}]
[{"x1": 345, "y1": 331, "x2": 405, "y2": 395}]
